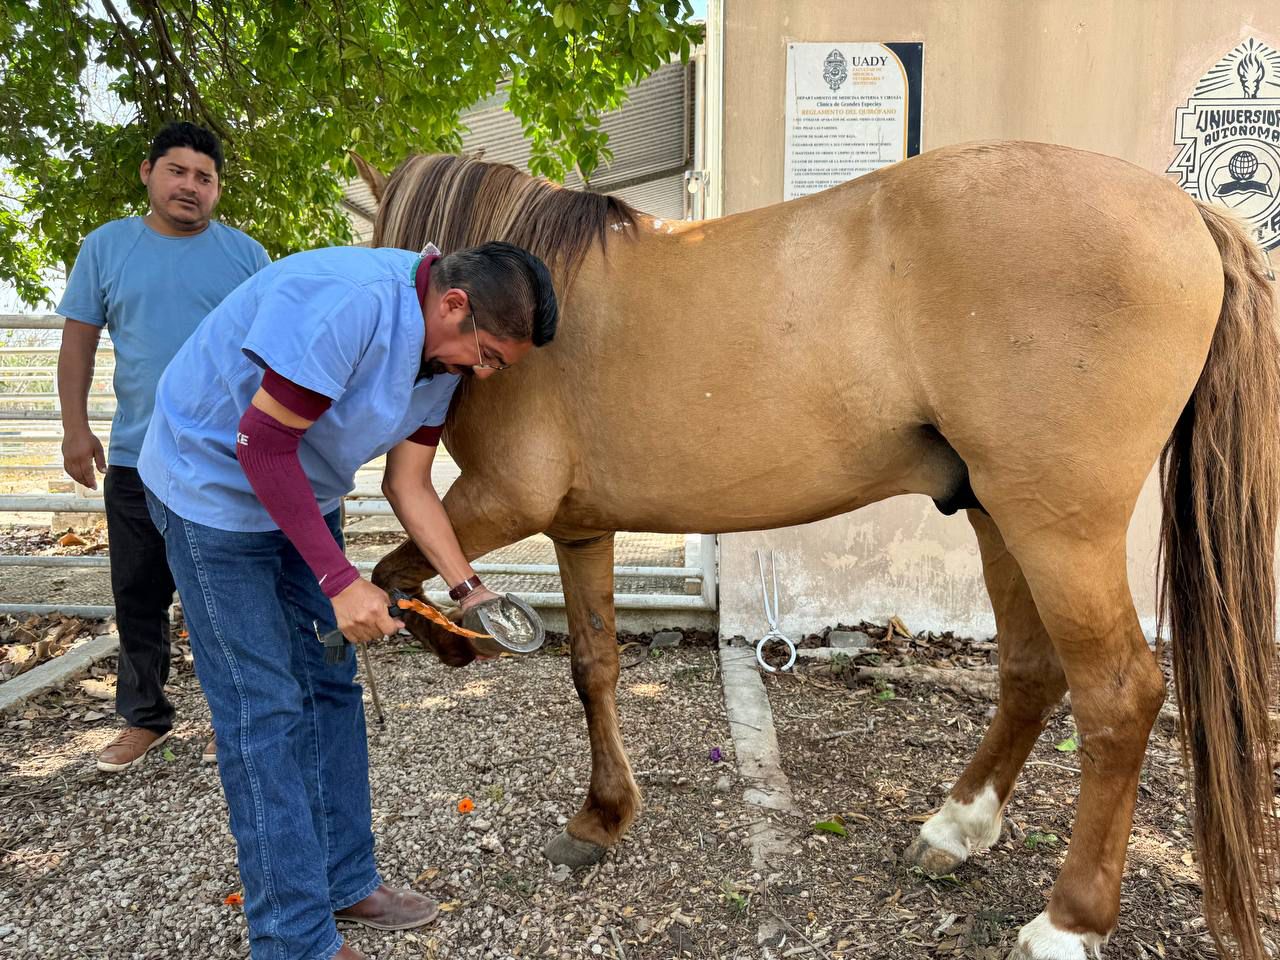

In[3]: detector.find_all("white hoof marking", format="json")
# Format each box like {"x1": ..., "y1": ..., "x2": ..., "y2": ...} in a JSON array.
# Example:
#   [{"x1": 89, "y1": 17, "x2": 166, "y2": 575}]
[
  {"x1": 917, "y1": 783, "x2": 1003, "y2": 862},
  {"x1": 1015, "y1": 912, "x2": 1108, "y2": 960}
]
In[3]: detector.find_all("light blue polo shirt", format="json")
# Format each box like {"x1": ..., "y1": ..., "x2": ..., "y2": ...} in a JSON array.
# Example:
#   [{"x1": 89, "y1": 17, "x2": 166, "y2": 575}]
[
  {"x1": 138, "y1": 246, "x2": 461, "y2": 532},
  {"x1": 56, "y1": 217, "x2": 271, "y2": 467}
]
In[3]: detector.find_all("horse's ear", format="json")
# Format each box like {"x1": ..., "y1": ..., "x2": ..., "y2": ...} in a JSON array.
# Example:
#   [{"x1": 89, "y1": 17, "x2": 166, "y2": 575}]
[{"x1": 349, "y1": 151, "x2": 387, "y2": 203}]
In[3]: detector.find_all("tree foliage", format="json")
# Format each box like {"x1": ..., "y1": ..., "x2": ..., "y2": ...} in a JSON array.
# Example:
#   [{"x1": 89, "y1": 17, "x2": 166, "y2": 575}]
[{"x1": 0, "y1": 0, "x2": 701, "y2": 305}]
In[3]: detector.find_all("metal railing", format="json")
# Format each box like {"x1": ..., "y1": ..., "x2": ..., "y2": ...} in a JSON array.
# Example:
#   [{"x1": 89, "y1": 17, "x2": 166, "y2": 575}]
[{"x1": 0, "y1": 315, "x2": 719, "y2": 616}]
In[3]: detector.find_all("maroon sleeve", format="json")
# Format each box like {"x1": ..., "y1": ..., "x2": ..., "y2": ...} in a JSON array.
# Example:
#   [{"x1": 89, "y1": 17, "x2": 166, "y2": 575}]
[
  {"x1": 261, "y1": 367, "x2": 333, "y2": 421},
  {"x1": 405, "y1": 423, "x2": 444, "y2": 447},
  {"x1": 235, "y1": 404, "x2": 360, "y2": 598}
]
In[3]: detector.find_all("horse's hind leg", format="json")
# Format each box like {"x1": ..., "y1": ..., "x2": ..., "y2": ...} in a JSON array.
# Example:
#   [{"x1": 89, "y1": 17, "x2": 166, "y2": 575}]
[
  {"x1": 998, "y1": 526, "x2": 1165, "y2": 959},
  {"x1": 542, "y1": 531, "x2": 641, "y2": 867},
  {"x1": 906, "y1": 510, "x2": 1068, "y2": 875}
]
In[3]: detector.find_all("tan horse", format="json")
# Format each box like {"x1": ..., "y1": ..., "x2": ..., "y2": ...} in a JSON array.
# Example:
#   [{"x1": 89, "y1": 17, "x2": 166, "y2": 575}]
[{"x1": 354, "y1": 141, "x2": 1279, "y2": 960}]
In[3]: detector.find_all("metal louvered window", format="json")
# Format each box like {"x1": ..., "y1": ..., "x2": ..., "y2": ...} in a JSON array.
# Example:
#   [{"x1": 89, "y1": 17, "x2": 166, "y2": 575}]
[{"x1": 344, "y1": 60, "x2": 696, "y2": 240}]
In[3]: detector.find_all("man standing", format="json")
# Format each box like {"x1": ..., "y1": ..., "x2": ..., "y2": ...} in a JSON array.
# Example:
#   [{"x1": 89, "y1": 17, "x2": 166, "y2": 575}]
[
  {"x1": 56, "y1": 122, "x2": 270, "y2": 772},
  {"x1": 138, "y1": 240, "x2": 557, "y2": 959}
]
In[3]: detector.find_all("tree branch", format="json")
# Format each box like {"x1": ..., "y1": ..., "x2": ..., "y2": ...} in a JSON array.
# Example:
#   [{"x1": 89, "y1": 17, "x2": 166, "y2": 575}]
[
  {"x1": 100, "y1": 0, "x2": 167, "y2": 111},
  {"x1": 133, "y1": 0, "x2": 233, "y2": 144}
]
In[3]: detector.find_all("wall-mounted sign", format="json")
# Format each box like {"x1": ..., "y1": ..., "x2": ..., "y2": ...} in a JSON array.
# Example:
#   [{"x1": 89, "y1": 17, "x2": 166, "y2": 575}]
[
  {"x1": 784, "y1": 42, "x2": 923, "y2": 201},
  {"x1": 1169, "y1": 37, "x2": 1280, "y2": 250}
]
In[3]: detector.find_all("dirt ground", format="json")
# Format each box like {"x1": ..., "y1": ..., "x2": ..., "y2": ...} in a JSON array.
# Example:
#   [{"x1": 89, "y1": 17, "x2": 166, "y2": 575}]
[
  {"x1": 758, "y1": 632, "x2": 1220, "y2": 960},
  {"x1": 1, "y1": 638, "x2": 760, "y2": 959},
  {"x1": 0, "y1": 621, "x2": 1256, "y2": 959}
]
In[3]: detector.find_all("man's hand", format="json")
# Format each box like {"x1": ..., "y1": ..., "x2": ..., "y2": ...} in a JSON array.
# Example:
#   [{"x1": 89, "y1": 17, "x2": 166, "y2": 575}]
[
  {"x1": 332, "y1": 578, "x2": 404, "y2": 644},
  {"x1": 62, "y1": 429, "x2": 106, "y2": 489},
  {"x1": 460, "y1": 585, "x2": 502, "y2": 613}
]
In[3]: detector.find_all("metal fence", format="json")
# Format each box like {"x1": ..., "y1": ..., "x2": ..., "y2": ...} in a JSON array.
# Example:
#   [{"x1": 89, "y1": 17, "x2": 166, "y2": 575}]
[{"x1": 0, "y1": 315, "x2": 718, "y2": 618}]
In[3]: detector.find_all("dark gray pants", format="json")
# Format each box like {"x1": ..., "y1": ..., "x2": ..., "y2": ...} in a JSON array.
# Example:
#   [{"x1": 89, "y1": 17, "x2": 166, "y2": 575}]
[{"x1": 104, "y1": 465, "x2": 177, "y2": 733}]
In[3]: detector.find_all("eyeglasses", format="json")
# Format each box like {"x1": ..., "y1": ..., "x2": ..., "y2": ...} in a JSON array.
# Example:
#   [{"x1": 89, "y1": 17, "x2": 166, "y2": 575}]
[{"x1": 470, "y1": 314, "x2": 510, "y2": 371}]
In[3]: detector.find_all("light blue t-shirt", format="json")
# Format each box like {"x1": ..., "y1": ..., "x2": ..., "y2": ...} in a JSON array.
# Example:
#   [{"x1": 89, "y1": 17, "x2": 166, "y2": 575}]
[
  {"x1": 55, "y1": 217, "x2": 271, "y2": 467},
  {"x1": 138, "y1": 246, "x2": 461, "y2": 532}
]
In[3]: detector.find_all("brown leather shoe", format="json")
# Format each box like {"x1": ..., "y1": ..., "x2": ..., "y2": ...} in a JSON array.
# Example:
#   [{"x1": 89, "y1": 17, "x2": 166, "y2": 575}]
[
  {"x1": 96, "y1": 727, "x2": 171, "y2": 772},
  {"x1": 334, "y1": 945, "x2": 365, "y2": 959},
  {"x1": 334, "y1": 884, "x2": 439, "y2": 931},
  {"x1": 201, "y1": 735, "x2": 217, "y2": 764}
]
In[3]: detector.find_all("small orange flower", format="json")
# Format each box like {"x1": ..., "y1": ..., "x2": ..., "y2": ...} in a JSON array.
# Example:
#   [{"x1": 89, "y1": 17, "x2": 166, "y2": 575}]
[
  {"x1": 223, "y1": 892, "x2": 244, "y2": 907},
  {"x1": 178, "y1": 630, "x2": 189, "y2": 638},
  {"x1": 457, "y1": 797, "x2": 475, "y2": 814}
]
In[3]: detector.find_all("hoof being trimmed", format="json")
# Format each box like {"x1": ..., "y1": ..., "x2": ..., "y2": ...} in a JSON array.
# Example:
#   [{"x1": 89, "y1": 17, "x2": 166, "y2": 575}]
[{"x1": 543, "y1": 829, "x2": 607, "y2": 867}]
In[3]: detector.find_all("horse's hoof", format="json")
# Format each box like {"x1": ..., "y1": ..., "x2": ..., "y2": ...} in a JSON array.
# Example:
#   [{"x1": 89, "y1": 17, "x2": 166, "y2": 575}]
[
  {"x1": 904, "y1": 835, "x2": 966, "y2": 877},
  {"x1": 543, "y1": 828, "x2": 607, "y2": 867},
  {"x1": 1007, "y1": 912, "x2": 1107, "y2": 960}
]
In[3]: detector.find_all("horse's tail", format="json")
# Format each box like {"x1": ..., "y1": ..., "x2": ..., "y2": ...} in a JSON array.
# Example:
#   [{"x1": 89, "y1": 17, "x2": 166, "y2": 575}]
[{"x1": 1159, "y1": 198, "x2": 1280, "y2": 959}]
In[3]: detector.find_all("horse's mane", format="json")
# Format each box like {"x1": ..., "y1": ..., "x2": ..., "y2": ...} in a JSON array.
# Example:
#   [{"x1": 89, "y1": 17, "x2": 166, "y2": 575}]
[{"x1": 372, "y1": 153, "x2": 639, "y2": 285}]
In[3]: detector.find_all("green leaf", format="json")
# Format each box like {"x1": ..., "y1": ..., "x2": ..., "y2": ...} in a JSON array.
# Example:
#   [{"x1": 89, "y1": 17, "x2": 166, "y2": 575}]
[
  {"x1": 161, "y1": 747, "x2": 176, "y2": 762},
  {"x1": 812, "y1": 818, "x2": 848, "y2": 837},
  {"x1": 721, "y1": 879, "x2": 749, "y2": 913},
  {"x1": 1054, "y1": 735, "x2": 1078, "y2": 753},
  {"x1": 1025, "y1": 831, "x2": 1059, "y2": 849},
  {"x1": 0, "y1": 0, "x2": 703, "y2": 303}
]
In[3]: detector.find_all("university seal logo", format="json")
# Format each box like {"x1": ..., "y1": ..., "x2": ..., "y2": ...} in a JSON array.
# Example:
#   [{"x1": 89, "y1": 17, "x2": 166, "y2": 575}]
[
  {"x1": 1169, "y1": 38, "x2": 1280, "y2": 250},
  {"x1": 822, "y1": 49, "x2": 847, "y2": 92}
]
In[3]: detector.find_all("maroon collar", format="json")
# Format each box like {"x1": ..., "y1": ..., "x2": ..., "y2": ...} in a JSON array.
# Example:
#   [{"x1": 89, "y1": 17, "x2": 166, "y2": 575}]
[
  {"x1": 415, "y1": 254, "x2": 441, "y2": 381},
  {"x1": 414, "y1": 253, "x2": 439, "y2": 310}
]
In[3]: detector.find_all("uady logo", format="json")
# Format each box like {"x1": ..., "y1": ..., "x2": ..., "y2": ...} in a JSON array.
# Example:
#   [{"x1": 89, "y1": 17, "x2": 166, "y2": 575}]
[{"x1": 822, "y1": 49, "x2": 847, "y2": 92}]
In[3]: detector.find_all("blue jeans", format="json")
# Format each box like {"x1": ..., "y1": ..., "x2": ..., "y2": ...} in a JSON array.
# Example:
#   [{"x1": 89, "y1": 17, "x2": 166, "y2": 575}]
[{"x1": 146, "y1": 491, "x2": 380, "y2": 960}]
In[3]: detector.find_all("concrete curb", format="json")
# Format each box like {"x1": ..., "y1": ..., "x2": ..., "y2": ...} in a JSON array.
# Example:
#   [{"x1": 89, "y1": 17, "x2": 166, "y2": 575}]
[
  {"x1": 717, "y1": 638, "x2": 799, "y2": 955},
  {"x1": 0, "y1": 632, "x2": 119, "y2": 714}
]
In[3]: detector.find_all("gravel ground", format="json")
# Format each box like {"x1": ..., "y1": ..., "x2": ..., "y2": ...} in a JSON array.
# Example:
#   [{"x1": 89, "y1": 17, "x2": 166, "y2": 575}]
[
  {"x1": 1, "y1": 639, "x2": 758, "y2": 959},
  {"x1": 2, "y1": 616, "x2": 1248, "y2": 960}
]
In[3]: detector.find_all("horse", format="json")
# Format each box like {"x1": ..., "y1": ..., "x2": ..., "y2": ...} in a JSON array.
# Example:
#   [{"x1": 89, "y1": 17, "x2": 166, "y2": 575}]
[{"x1": 352, "y1": 141, "x2": 1279, "y2": 960}]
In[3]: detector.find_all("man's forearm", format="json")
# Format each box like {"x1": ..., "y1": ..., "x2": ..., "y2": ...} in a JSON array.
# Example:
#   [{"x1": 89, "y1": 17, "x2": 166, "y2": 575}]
[
  {"x1": 387, "y1": 486, "x2": 475, "y2": 589},
  {"x1": 57, "y1": 323, "x2": 100, "y2": 433}
]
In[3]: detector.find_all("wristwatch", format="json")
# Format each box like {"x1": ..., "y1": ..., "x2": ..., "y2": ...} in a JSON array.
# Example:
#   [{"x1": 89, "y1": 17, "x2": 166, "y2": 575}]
[{"x1": 449, "y1": 575, "x2": 483, "y2": 602}]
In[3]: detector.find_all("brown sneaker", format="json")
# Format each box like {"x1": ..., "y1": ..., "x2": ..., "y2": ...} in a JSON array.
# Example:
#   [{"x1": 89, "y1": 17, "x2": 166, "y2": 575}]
[
  {"x1": 96, "y1": 727, "x2": 171, "y2": 772},
  {"x1": 202, "y1": 735, "x2": 217, "y2": 764},
  {"x1": 334, "y1": 883, "x2": 439, "y2": 931}
]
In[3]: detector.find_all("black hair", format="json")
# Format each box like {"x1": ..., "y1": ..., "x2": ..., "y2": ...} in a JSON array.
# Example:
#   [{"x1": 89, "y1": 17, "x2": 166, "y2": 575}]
[
  {"x1": 148, "y1": 121, "x2": 224, "y2": 174},
  {"x1": 433, "y1": 241, "x2": 559, "y2": 346}
]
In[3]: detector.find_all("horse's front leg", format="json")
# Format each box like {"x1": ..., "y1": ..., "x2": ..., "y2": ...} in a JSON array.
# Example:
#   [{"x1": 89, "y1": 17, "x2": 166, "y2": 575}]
[
  {"x1": 542, "y1": 531, "x2": 640, "y2": 867},
  {"x1": 371, "y1": 472, "x2": 557, "y2": 666}
]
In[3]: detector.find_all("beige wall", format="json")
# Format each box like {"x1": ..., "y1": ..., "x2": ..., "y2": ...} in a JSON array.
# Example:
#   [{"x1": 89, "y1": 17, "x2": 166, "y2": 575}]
[{"x1": 716, "y1": 2, "x2": 1278, "y2": 640}]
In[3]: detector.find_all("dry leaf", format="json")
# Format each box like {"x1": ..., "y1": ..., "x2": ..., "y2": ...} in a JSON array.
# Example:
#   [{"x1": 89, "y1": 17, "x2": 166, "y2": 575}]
[
  {"x1": 58, "y1": 532, "x2": 86, "y2": 547},
  {"x1": 79, "y1": 677, "x2": 115, "y2": 700},
  {"x1": 414, "y1": 867, "x2": 440, "y2": 884}
]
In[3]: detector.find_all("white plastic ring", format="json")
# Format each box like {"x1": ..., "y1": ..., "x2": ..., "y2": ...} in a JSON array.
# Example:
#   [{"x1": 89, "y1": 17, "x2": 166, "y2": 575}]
[{"x1": 755, "y1": 631, "x2": 797, "y2": 673}]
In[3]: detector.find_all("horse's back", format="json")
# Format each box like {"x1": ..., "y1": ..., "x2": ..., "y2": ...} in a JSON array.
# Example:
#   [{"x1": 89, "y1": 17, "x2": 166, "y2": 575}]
[{"x1": 472, "y1": 141, "x2": 1226, "y2": 535}]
